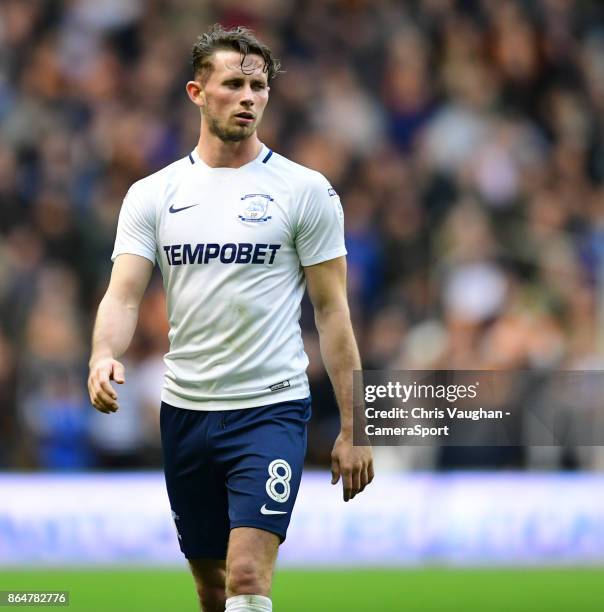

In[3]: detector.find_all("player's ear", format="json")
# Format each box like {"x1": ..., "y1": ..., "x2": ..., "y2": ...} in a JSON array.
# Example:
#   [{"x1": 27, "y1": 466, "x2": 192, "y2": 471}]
[{"x1": 186, "y1": 80, "x2": 205, "y2": 107}]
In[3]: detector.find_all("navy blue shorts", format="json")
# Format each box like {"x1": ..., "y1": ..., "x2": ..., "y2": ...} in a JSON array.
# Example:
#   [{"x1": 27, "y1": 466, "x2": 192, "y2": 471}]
[{"x1": 160, "y1": 397, "x2": 311, "y2": 559}]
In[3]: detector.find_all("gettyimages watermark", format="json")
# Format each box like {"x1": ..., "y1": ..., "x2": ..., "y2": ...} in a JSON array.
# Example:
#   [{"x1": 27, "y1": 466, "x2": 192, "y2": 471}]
[{"x1": 353, "y1": 370, "x2": 604, "y2": 446}]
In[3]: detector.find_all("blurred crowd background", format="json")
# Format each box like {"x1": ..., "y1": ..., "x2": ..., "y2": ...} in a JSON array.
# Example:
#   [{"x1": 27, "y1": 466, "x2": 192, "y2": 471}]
[{"x1": 1, "y1": 0, "x2": 604, "y2": 471}]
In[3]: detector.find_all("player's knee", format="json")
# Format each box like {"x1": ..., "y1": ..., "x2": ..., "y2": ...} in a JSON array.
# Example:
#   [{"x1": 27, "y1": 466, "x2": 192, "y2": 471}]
[
  {"x1": 226, "y1": 558, "x2": 270, "y2": 596},
  {"x1": 190, "y1": 562, "x2": 226, "y2": 612},
  {"x1": 193, "y1": 577, "x2": 225, "y2": 612},
  {"x1": 197, "y1": 584, "x2": 226, "y2": 612}
]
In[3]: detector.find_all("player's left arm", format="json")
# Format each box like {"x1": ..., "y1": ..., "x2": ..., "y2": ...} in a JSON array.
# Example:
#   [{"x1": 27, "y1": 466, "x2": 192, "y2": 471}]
[{"x1": 304, "y1": 256, "x2": 374, "y2": 502}]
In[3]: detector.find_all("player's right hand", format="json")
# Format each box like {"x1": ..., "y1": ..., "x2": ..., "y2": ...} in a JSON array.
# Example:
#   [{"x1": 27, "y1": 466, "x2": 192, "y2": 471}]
[{"x1": 88, "y1": 357, "x2": 125, "y2": 414}]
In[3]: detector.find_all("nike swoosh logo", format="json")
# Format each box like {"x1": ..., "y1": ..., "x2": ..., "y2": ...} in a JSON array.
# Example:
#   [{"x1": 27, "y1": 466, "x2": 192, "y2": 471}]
[
  {"x1": 169, "y1": 203, "x2": 200, "y2": 213},
  {"x1": 260, "y1": 504, "x2": 288, "y2": 515}
]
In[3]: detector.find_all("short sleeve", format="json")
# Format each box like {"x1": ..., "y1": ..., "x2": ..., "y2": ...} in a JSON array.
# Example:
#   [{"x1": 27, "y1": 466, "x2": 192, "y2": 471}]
[
  {"x1": 295, "y1": 172, "x2": 347, "y2": 267},
  {"x1": 111, "y1": 183, "x2": 157, "y2": 263}
]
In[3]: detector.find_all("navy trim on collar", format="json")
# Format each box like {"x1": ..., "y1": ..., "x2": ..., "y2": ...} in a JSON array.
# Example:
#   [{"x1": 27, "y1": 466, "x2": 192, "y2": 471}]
[
  {"x1": 262, "y1": 149, "x2": 273, "y2": 164},
  {"x1": 188, "y1": 153, "x2": 195, "y2": 164}
]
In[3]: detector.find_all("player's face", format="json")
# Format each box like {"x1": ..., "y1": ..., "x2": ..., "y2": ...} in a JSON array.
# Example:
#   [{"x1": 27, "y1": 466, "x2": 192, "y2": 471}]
[{"x1": 200, "y1": 50, "x2": 269, "y2": 142}]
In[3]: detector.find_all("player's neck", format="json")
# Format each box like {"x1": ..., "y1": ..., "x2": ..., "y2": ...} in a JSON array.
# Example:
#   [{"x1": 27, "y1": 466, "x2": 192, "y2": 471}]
[{"x1": 196, "y1": 132, "x2": 262, "y2": 169}]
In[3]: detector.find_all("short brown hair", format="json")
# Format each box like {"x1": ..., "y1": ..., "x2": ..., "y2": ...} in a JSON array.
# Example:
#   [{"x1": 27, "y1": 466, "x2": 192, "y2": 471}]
[{"x1": 192, "y1": 24, "x2": 281, "y2": 84}]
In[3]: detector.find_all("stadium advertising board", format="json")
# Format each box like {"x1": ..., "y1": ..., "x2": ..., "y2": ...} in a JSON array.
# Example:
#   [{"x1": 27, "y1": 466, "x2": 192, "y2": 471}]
[{"x1": 0, "y1": 473, "x2": 603, "y2": 566}]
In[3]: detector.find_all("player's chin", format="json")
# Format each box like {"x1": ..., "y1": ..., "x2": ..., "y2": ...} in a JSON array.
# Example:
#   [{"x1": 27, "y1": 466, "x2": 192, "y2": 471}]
[
  {"x1": 238, "y1": 118, "x2": 258, "y2": 130},
  {"x1": 225, "y1": 125, "x2": 256, "y2": 142}
]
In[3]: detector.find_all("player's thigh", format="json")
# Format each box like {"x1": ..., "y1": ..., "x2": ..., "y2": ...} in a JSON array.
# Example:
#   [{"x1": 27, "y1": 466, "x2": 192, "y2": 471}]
[
  {"x1": 226, "y1": 527, "x2": 279, "y2": 595},
  {"x1": 222, "y1": 397, "x2": 311, "y2": 541},
  {"x1": 189, "y1": 558, "x2": 226, "y2": 588},
  {"x1": 161, "y1": 402, "x2": 230, "y2": 559}
]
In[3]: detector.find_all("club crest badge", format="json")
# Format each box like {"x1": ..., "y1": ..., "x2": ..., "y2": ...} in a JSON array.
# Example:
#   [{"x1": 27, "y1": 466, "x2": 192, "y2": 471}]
[{"x1": 239, "y1": 193, "x2": 273, "y2": 223}]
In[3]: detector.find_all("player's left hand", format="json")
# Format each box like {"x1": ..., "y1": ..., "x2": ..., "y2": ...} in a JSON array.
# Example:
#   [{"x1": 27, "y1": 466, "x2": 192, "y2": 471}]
[{"x1": 330, "y1": 433, "x2": 374, "y2": 502}]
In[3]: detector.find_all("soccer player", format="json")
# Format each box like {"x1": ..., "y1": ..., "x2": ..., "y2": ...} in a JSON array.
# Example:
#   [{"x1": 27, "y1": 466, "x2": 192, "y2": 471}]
[{"x1": 88, "y1": 24, "x2": 373, "y2": 612}]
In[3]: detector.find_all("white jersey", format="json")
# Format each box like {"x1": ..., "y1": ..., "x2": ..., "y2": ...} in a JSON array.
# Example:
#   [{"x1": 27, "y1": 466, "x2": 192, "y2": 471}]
[{"x1": 112, "y1": 144, "x2": 346, "y2": 410}]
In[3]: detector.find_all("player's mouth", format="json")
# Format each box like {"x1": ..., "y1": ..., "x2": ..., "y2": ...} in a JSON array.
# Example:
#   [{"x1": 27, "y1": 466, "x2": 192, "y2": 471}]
[{"x1": 234, "y1": 111, "x2": 255, "y2": 124}]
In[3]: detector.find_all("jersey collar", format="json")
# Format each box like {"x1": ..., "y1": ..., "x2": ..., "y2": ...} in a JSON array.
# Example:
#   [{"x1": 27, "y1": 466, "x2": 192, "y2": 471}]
[{"x1": 189, "y1": 143, "x2": 269, "y2": 170}]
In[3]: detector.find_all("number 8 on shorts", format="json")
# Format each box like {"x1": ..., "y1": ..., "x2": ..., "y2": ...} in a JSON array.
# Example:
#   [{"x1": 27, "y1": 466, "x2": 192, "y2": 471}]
[{"x1": 265, "y1": 459, "x2": 292, "y2": 503}]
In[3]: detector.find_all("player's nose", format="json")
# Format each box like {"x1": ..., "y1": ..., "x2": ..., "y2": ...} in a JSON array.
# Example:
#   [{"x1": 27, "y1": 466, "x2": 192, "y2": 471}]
[{"x1": 240, "y1": 85, "x2": 254, "y2": 106}]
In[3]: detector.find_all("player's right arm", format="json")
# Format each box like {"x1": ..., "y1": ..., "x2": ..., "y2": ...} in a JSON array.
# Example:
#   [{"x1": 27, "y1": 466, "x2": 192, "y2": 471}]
[{"x1": 88, "y1": 254, "x2": 154, "y2": 413}]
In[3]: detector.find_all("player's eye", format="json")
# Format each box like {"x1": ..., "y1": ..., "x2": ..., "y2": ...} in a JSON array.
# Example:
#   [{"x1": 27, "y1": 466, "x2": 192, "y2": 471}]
[{"x1": 252, "y1": 82, "x2": 266, "y2": 90}]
